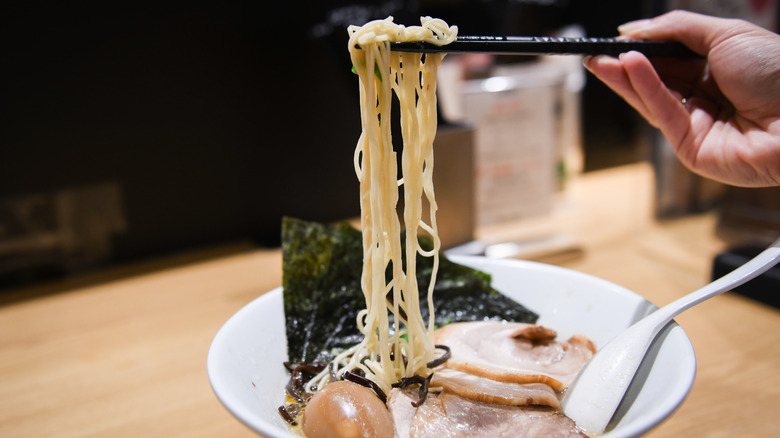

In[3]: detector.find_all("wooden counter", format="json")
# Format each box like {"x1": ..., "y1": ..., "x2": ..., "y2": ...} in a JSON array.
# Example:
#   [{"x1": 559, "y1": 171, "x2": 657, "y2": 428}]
[{"x1": 1, "y1": 163, "x2": 778, "y2": 437}]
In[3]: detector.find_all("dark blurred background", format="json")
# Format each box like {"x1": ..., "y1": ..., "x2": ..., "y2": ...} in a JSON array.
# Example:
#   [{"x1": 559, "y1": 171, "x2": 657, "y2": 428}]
[{"x1": 2, "y1": 0, "x2": 776, "y2": 287}]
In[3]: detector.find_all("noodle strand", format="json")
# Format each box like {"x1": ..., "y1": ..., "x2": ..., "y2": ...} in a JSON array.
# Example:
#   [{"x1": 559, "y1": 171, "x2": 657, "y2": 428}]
[{"x1": 305, "y1": 16, "x2": 456, "y2": 395}]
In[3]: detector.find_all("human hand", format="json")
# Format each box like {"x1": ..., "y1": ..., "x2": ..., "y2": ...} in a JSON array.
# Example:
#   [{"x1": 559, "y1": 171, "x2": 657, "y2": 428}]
[{"x1": 583, "y1": 10, "x2": 780, "y2": 187}]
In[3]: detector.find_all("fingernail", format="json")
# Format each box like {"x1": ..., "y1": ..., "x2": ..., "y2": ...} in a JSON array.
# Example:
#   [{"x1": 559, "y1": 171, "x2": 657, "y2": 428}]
[
  {"x1": 582, "y1": 55, "x2": 592, "y2": 70},
  {"x1": 618, "y1": 18, "x2": 651, "y2": 36}
]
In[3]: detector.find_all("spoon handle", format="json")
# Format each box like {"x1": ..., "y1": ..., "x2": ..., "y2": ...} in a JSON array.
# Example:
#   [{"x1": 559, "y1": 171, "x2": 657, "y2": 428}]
[{"x1": 653, "y1": 236, "x2": 780, "y2": 331}]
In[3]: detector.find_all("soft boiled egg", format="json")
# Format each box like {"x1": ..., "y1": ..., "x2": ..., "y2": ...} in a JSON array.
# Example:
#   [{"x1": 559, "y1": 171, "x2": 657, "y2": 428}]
[{"x1": 302, "y1": 380, "x2": 393, "y2": 438}]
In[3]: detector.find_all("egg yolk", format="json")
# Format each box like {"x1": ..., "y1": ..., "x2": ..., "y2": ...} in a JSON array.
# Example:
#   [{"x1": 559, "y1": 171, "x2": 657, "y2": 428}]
[{"x1": 302, "y1": 380, "x2": 393, "y2": 438}]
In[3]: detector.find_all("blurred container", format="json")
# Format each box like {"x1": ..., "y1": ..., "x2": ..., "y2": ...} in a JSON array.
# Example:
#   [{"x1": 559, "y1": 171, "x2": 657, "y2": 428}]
[
  {"x1": 462, "y1": 66, "x2": 560, "y2": 226},
  {"x1": 0, "y1": 182, "x2": 126, "y2": 287},
  {"x1": 437, "y1": 27, "x2": 585, "y2": 229},
  {"x1": 651, "y1": 132, "x2": 726, "y2": 217},
  {"x1": 716, "y1": 186, "x2": 780, "y2": 247},
  {"x1": 426, "y1": 123, "x2": 477, "y2": 249}
]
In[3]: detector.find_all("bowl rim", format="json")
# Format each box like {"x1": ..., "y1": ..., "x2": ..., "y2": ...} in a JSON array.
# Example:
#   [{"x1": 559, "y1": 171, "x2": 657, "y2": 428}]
[
  {"x1": 208, "y1": 256, "x2": 696, "y2": 438},
  {"x1": 207, "y1": 288, "x2": 292, "y2": 436}
]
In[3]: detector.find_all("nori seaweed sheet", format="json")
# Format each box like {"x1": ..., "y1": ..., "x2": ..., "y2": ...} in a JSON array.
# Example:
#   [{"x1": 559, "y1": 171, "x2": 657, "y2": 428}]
[{"x1": 282, "y1": 217, "x2": 538, "y2": 364}]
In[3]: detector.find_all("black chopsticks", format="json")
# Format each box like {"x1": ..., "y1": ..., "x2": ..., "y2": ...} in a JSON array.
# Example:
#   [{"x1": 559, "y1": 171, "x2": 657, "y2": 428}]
[{"x1": 391, "y1": 36, "x2": 702, "y2": 58}]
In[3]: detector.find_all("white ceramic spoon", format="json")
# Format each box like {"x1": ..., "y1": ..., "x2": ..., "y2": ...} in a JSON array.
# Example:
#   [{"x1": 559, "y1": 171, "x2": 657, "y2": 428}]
[{"x1": 561, "y1": 237, "x2": 780, "y2": 436}]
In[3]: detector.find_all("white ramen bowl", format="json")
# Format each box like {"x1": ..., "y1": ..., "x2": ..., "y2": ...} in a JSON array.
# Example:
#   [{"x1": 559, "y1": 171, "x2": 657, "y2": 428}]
[{"x1": 208, "y1": 255, "x2": 696, "y2": 438}]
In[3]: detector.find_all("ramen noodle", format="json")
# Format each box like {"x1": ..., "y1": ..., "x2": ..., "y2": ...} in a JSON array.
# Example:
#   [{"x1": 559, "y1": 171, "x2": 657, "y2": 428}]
[{"x1": 303, "y1": 17, "x2": 457, "y2": 395}]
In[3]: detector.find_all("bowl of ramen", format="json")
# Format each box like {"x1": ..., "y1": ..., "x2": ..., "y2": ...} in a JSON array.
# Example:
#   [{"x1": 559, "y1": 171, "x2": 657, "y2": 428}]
[
  {"x1": 208, "y1": 254, "x2": 696, "y2": 438},
  {"x1": 209, "y1": 16, "x2": 694, "y2": 438}
]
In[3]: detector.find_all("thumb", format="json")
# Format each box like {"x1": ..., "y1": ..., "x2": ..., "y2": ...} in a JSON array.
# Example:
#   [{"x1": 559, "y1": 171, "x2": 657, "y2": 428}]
[{"x1": 617, "y1": 10, "x2": 746, "y2": 57}]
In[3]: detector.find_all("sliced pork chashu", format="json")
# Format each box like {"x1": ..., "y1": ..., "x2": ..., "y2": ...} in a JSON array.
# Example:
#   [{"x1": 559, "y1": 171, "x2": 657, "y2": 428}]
[
  {"x1": 388, "y1": 388, "x2": 586, "y2": 438},
  {"x1": 434, "y1": 322, "x2": 596, "y2": 391},
  {"x1": 430, "y1": 368, "x2": 561, "y2": 409}
]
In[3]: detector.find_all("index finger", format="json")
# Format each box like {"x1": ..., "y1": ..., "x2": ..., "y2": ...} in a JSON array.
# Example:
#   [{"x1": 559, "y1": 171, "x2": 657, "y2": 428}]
[{"x1": 619, "y1": 51, "x2": 693, "y2": 149}]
